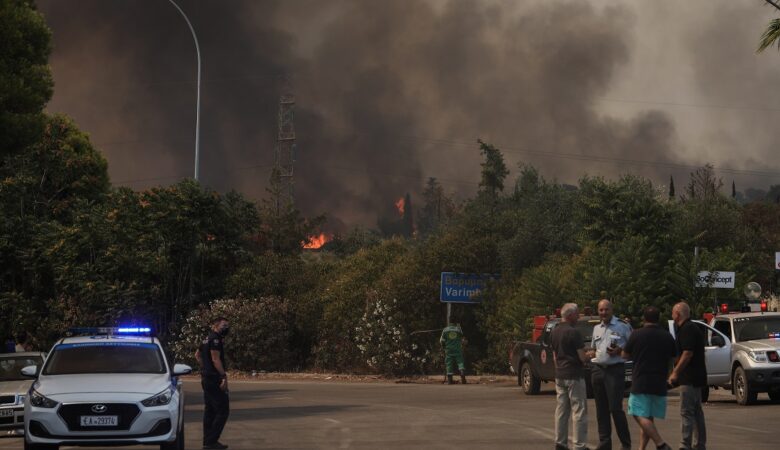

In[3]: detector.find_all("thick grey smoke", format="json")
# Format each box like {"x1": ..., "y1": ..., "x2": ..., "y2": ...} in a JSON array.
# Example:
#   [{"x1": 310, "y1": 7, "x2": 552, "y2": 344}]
[{"x1": 36, "y1": 0, "x2": 780, "y2": 226}]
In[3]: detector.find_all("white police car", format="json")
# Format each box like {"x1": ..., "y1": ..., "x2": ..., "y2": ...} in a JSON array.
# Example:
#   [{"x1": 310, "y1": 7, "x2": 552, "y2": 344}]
[{"x1": 21, "y1": 328, "x2": 191, "y2": 450}]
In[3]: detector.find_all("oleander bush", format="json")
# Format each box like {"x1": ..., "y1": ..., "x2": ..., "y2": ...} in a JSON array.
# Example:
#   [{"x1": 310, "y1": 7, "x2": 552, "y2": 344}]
[{"x1": 170, "y1": 297, "x2": 294, "y2": 372}]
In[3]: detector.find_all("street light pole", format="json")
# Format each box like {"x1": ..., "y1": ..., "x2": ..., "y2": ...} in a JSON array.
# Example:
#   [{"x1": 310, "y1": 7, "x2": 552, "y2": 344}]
[{"x1": 167, "y1": 0, "x2": 201, "y2": 181}]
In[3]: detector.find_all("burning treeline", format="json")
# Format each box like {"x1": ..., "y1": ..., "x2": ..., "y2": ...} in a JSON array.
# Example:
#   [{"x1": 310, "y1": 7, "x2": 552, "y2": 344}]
[{"x1": 303, "y1": 194, "x2": 414, "y2": 249}]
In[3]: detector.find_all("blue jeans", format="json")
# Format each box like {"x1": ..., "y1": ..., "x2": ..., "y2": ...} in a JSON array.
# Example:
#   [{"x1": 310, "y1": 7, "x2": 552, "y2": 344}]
[{"x1": 679, "y1": 385, "x2": 706, "y2": 450}]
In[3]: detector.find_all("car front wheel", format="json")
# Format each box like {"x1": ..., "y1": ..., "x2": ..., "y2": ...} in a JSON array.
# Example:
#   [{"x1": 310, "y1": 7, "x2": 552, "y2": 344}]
[
  {"x1": 734, "y1": 366, "x2": 757, "y2": 405},
  {"x1": 521, "y1": 362, "x2": 541, "y2": 395},
  {"x1": 161, "y1": 422, "x2": 185, "y2": 450}
]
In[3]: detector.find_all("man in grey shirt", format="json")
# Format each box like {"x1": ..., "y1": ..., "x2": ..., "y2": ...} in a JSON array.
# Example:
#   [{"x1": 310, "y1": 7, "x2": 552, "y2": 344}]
[{"x1": 552, "y1": 303, "x2": 591, "y2": 450}]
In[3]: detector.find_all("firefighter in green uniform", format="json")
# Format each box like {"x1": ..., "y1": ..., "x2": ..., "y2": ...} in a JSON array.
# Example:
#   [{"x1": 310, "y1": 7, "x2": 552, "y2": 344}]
[{"x1": 440, "y1": 322, "x2": 467, "y2": 384}]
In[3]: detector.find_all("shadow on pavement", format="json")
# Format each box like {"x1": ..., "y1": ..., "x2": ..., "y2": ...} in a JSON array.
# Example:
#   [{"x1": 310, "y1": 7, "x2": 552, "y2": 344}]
[
  {"x1": 184, "y1": 404, "x2": 363, "y2": 423},
  {"x1": 186, "y1": 388, "x2": 295, "y2": 405}
]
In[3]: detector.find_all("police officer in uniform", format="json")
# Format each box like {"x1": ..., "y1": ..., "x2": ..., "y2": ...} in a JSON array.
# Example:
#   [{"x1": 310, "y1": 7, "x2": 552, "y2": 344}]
[{"x1": 196, "y1": 317, "x2": 230, "y2": 450}]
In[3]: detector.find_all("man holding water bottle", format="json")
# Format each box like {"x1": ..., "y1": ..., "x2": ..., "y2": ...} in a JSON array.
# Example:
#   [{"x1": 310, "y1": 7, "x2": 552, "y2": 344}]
[{"x1": 588, "y1": 298, "x2": 633, "y2": 450}]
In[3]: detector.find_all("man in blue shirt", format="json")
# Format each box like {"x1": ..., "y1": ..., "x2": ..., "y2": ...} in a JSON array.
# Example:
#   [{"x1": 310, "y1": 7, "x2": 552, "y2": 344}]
[{"x1": 589, "y1": 299, "x2": 633, "y2": 450}]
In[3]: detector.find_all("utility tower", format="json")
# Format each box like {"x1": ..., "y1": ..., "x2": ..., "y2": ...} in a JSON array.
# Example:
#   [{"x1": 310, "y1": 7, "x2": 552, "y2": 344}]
[{"x1": 273, "y1": 83, "x2": 296, "y2": 211}]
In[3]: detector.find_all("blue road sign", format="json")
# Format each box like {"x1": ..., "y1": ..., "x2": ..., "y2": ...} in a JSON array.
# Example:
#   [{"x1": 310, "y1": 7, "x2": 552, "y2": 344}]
[{"x1": 440, "y1": 272, "x2": 500, "y2": 303}]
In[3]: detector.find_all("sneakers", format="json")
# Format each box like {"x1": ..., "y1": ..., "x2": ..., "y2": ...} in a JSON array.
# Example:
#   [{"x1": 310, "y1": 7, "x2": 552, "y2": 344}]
[{"x1": 203, "y1": 442, "x2": 229, "y2": 450}]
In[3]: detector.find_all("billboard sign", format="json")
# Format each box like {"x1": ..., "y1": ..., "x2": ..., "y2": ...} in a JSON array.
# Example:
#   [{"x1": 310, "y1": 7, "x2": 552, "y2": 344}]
[
  {"x1": 440, "y1": 272, "x2": 499, "y2": 303},
  {"x1": 695, "y1": 271, "x2": 735, "y2": 289}
]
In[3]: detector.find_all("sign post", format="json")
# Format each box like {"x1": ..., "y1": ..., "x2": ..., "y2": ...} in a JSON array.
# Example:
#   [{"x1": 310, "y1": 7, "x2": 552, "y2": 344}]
[
  {"x1": 440, "y1": 272, "x2": 499, "y2": 325},
  {"x1": 695, "y1": 271, "x2": 735, "y2": 289},
  {"x1": 696, "y1": 271, "x2": 735, "y2": 314}
]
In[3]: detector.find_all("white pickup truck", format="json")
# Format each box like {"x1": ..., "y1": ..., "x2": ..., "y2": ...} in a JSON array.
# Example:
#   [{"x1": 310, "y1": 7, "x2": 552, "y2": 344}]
[{"x1": 669, "y1": 311, "x2": 780, "y2": 405}]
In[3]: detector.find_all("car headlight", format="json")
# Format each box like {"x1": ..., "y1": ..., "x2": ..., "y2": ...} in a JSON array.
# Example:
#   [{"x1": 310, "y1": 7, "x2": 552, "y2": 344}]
[
  {"x1": 748, "y1": 351, "x2": 769, "y2": 362},
  {"x1": 29, "y1": 389, "x2": 58, "y2": 408},
  {"x1": 141, "y1": 386, "x2": 175, "y2": 407}
]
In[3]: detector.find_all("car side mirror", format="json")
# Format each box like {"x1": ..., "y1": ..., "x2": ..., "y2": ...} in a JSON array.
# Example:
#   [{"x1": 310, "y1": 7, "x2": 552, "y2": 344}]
[
  {"x1": 172, "y1": 364, "x2": 192, "y2": 376},
  {"x1": 21, "y1": 365, "x2": 38, "y2": 378},
  {"x1": 711, "y1": 334, "x2": 726, "y2": 348}
]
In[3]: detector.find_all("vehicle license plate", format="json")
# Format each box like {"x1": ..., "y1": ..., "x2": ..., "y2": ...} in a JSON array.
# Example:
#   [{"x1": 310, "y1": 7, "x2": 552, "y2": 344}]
[
  {"x1": 0, "y1": 409, "x2": 13, "y2": 417},
  {"x1": 80, "y1": 415, "x2": 118, "y2": 426}
]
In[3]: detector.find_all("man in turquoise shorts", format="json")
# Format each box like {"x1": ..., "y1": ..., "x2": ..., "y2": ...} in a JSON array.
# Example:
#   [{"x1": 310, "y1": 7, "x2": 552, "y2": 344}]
[
  {"x1": 622, "y1": 306, "x2": 677, "y2": 450},
  {"x1": 440, "y1": 322, "x2": 467, "y2": 384}
]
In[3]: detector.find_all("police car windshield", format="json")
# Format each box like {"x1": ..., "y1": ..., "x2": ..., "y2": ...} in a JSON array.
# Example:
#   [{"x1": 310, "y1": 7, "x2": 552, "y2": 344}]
[
  {"x1": 0, "y1": 355, "x2": 44, "y2": 381},
  {"x1": 43, "y1": 342, "x2": 166, "y2": 375},
  {"x1": 733, "y1": 317, "x2": 780, "y2": 342}
]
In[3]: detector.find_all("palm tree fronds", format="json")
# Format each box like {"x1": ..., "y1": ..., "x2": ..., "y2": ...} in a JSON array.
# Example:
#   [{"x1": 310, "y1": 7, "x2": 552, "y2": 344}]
[{"x1": 757, "y1": 18, "x2": 780, "y2": 53}]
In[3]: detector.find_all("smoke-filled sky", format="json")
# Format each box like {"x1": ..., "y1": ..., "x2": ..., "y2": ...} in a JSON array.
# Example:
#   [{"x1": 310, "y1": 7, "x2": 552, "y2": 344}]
[{"x1": 36, "y1": 0, "x2": 780, "y2": 227}]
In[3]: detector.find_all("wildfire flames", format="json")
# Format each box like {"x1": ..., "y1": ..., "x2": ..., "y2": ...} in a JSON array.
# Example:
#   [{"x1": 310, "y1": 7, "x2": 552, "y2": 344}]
[
  {"x1": 395, "y1": 197, "x2": 405, "y2": 216},
  {"x1": 303, "y1": 233, "x2": 330, "y2": 249}
]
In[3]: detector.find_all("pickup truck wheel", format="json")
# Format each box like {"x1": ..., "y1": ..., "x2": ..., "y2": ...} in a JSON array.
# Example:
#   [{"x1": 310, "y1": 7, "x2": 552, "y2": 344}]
[
  {"x1": 521, "y1": 362, "x2": 540, "y2": 395},
  {"x1": 768, "y1": 388, "x2": 780, "y2": 403},
  {"x1": 734, "y1": 366, "x2": 757, "y2": 405}
]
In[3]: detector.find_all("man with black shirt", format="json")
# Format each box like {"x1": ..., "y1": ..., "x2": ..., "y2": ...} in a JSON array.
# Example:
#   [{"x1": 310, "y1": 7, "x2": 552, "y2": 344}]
[
  {"x1": 551, "y1": 303, "x2": 590, "y2": 450},
  {"x1": 622, "y1": 306, "x2": 676, "y2": 450},
  {"x1": 196, "y1": 317, "x2": 231, "y2": 450},
  {"x1": 668, "y1": 302, "x2": 707, "y2": 450}
]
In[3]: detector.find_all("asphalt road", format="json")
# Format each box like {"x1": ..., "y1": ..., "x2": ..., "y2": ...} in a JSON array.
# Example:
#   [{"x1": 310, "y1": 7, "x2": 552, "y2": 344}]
[{"x1": 2, "y1": 379, "x2": 779, "y2": 449}]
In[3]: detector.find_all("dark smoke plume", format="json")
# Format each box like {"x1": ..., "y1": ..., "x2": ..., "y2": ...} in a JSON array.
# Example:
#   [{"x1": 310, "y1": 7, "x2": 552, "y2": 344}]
[{"x1": 38, "y1": 0, "x2": 688, "y2": 226}]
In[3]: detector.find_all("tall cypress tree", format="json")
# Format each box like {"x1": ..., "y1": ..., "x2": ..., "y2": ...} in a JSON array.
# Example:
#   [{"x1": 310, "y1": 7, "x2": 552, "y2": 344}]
[{"x1": 402, "y1": 193, "x2": 414, "y2": 237}]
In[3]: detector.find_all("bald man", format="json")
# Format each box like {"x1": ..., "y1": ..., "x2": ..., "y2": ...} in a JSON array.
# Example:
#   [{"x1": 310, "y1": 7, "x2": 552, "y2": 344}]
[
  {"x1": 589, "y1": 299, "x2": 632, "y2": 450},
  {"x1": 669, "y1": 302, "x2": 707, "y2": 450}
]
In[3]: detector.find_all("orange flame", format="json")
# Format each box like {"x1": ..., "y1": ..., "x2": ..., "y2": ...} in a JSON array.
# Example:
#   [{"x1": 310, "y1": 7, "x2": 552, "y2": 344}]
[
  {"x1": 303, "y1": 233, "x2": 330, "y2": 249},
  {"x1": 395, "y1": 197, "x2": 405, "y2": 216}
]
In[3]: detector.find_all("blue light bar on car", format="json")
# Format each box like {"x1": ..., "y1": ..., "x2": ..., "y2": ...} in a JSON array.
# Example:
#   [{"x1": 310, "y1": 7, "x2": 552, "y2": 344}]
[
  {"x1": 117, "y1": 327, "x2": 152, "y2": 333},
  {"x1": 66, "y1": 327, "x2": 153, "y2": 336}
]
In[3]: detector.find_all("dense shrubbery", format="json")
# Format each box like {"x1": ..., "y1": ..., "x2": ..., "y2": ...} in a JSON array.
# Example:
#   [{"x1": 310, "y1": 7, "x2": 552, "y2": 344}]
[{"x1": 170, "y1": 297, "x2": 294, "y2": 372}]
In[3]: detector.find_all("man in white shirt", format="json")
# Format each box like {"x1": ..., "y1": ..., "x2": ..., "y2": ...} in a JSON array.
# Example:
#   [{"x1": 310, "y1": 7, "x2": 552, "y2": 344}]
[{"x1": 588, "y1": 299, "x2": 633, "y2": 450}]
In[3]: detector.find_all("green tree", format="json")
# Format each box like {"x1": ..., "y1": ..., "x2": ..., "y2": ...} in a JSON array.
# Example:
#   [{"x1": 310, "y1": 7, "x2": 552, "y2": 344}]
[
  {"x1": 477, "y1": 139, "x2": 509, "y2": 197},
  {"x1": 757, "y1": 1, "x2": 780, "y2": 52},
  {"x1": 0, "y1": 115, "x2": 110, "y2": 339},
  {"x1": 0, "y1": 0, "x2": 53, "y2": 158},
  {"x1": 418, "y1": 177, "x2": 456, "y2": 235},
  {"x1": 579, "y1": 175, "x2": 672, "y2": 245},
  {"x1": 314, "y1": 238, "x2": 410, "y2": 371},
  {"x1": 402, "y1": 193, "x2": 414, "y2": 237}
]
